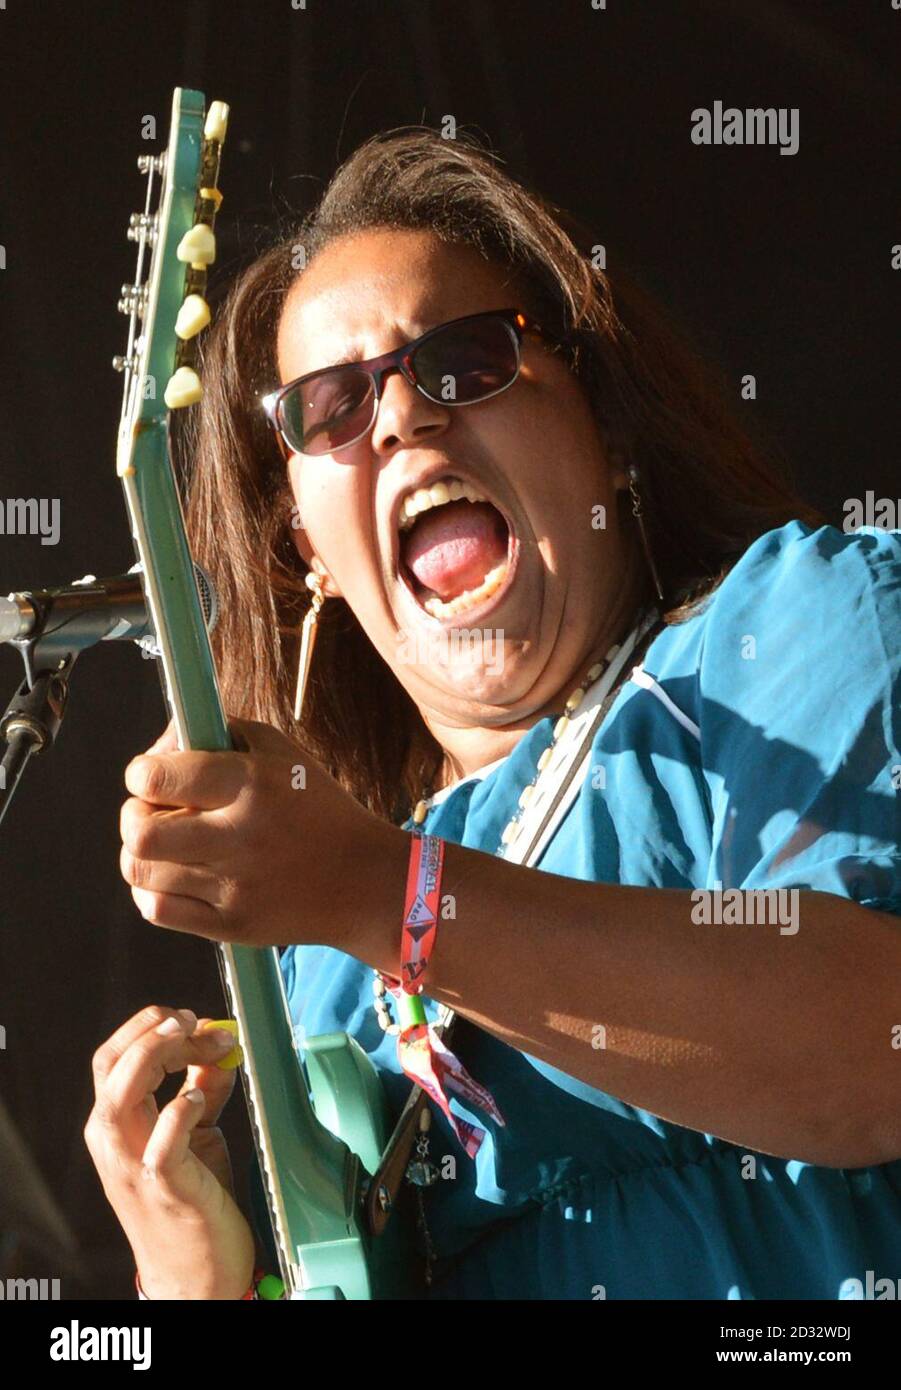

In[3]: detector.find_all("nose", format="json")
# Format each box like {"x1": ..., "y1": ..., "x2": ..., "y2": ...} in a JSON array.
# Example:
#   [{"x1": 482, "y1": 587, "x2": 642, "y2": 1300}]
[{"x1": 369, "y1": 365, "x2": 450, "y2": 453}]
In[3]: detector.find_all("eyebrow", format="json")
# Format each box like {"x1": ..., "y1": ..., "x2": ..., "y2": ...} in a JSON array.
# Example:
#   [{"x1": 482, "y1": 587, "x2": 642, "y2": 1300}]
[
  {"x1": 306, "y1": 313, "x2": 462, "y2": 376},
  {"x1": 312, "y1": 318, "x2": 437, "y2": 373},
  {"x1": 292, "y1": 345, "x2": 367, "y2": 381},
  {"x1": 322, "y1": 349, "x2": 364, "y2": 370}
]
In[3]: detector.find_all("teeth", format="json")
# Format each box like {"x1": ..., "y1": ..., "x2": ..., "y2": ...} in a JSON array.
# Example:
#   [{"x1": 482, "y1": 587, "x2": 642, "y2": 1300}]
[
  {"x1": 398, "y1": 475, "x2": 488, "y2": 531},
  {"x1": 422, "y1": 560, "x2": 509, "y2": 619}
]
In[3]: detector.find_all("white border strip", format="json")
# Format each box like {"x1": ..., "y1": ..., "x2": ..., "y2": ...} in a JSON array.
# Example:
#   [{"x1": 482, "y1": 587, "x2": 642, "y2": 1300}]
[
  {"x1": 502, "y1": 616, "x2": 653, "y2": 867},
  {"x1": 630, "y1": 665, "x2": 701, "y2": 740}
]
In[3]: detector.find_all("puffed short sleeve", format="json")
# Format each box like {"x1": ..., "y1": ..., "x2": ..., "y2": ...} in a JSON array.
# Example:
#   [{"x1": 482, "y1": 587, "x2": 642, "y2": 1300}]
[{"x1": 695, "y1": 522, "x2": 901, "y2": 914}]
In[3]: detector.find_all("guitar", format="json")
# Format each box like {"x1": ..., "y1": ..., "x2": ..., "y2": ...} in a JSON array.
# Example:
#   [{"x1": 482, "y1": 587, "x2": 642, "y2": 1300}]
[{"x1": 113, "y1": 87, "x2": 408, "y2": 1299}]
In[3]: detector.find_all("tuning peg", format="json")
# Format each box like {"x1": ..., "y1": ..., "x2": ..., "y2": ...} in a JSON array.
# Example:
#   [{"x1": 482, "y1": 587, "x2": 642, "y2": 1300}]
[
  {"x1": 137, "y1": 153, "x2": 166, "y2": 176},
  {"x1": 118, "y1": 283, "x2": 149, "y2": 315},
  {"x1": 176, "y1": 223, "x2": 215, "y2": 269},
  {"x1": 112, "y1": 354, "x2": 136, "y2": 373},
  {"x1": 175, "y1": 293, "x2": 211, "y2": 340},
  {"x1": 204, "y1": 101, "x2": 229, "y2": 143},
  {"x1": 164, "y1": 366, "x2": 203, "y2": 409},
  {"x1": 127, "y1": 212, "x2": 158, "y2": 243}
]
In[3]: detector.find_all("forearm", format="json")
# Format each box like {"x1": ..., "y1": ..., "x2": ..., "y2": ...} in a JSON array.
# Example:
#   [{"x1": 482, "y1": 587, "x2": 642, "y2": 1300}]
[{"x1": 356, "y1": 822, "x2": 901, "y2": 1167}]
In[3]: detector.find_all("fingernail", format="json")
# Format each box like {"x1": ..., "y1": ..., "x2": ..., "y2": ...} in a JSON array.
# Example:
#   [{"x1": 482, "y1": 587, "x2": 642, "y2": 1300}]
[
  {"x1": 199, "y1": 1018, "x2": 242, "y2": 1069},
  {"x1": 183, "y1": 1088, "x2": 204, "y2": 1104},
  {"x1": 209, "y1": 1029, "x2": 237, "y2": 1048},
  {"x1": 156, "y1": 1016, "x2": 183, "y2": 1036},
  {"x1": 176, "y1": 1009, "x2": 198, "y2": 1030},
  {"x1": 215, "y1": 1045, "x2": 243, "y2": 1071},
  {"x1": 133, "y1": 888, "x2": 156, "y2": 921}
]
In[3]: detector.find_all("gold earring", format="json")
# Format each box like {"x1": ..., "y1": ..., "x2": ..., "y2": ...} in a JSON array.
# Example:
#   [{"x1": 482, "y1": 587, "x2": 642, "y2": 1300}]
[
  {"x1": 627, "y1": 465, "x2": 665, "y2": 603},
  {"x1": 294, "y1": 569, "x2": 325, "y2": 721}
]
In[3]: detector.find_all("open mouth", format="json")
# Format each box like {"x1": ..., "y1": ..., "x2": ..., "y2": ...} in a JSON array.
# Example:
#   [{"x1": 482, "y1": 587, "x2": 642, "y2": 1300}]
[{"x1": 395, "y1": 475, "x2": 518, "y2": 622}]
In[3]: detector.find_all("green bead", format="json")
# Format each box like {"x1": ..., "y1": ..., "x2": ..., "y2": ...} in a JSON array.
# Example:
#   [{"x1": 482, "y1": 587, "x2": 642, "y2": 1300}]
[
  {"x1": 397, "y1": 991, "x2": 427, "y2": 1031},
  {"x1": 256, "y1": 1273, "x2": 286, "y2": 1300}
]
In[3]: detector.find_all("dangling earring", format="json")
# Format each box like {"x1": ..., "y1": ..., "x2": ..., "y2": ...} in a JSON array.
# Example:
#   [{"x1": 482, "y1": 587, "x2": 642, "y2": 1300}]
[
  {"x1": 627, "y1": 464, "x2": 665, "y2": 603},
  {"x1": 294, "y1": 569, "x2": 325, "y2": 721}
]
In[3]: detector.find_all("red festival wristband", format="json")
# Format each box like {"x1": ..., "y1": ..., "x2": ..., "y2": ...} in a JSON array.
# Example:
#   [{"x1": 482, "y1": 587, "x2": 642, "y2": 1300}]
[
  {"x1": 400, "y1": 830, "x2": 445, "y2": 991},
  {"x1": 389, "y1": 832, "x2": 505, "y2": 1159}
]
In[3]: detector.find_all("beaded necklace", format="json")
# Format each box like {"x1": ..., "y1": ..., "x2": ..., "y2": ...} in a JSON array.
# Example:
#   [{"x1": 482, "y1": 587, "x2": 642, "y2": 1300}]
[{"x1": 373, "y1": 634, "x2": 626, "y2": 1033}]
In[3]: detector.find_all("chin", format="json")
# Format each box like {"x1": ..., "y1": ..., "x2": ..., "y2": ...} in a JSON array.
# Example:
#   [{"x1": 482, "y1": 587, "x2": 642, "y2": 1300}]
[{"x1": 413, "y1": 648, "x2": 542, "y2": 714}]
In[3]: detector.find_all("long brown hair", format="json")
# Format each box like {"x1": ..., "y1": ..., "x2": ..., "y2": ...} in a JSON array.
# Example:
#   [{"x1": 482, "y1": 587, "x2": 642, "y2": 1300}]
[{"x1": 183, "y1": 127, "x2": 821, "y2": 822}]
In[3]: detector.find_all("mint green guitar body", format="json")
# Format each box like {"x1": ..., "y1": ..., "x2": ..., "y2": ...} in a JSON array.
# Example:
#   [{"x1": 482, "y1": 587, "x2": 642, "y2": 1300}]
[{"x1": 115, "y1": 88, "x2": 408, "y2": 1300}]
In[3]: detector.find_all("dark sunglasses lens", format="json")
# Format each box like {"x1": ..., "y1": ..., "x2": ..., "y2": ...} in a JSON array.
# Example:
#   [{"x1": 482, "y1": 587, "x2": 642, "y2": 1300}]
[
  {"x1": 280, "y1": 369, "x2": 375, "y2": 455},
  {"x1": 413, "y1": 317, "x2": 519, "y2": 403}
]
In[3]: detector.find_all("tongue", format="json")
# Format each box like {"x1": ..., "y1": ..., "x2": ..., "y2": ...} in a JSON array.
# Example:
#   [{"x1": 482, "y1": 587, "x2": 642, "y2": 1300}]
[{"x1": 402, "y1": 499, "x2": 508, "y2": 601}]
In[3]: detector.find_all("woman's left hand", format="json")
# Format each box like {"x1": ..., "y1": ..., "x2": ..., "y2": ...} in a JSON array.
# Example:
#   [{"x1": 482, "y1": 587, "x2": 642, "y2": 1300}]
[{"x1": 120, "y1": 717, "x2": 401, "y2": 949}]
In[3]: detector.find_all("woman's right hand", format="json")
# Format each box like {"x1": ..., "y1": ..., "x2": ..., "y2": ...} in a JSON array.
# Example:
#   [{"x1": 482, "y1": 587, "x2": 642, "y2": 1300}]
[{"x1": 84, "y1": 1004, "x2": 256, "y2": 1300}]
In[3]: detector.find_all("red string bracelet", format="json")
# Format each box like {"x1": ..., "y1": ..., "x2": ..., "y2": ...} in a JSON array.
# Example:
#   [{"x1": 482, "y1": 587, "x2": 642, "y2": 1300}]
[{"x1": 135, "y1": 1266, "x2": 267, "y2": 1300}]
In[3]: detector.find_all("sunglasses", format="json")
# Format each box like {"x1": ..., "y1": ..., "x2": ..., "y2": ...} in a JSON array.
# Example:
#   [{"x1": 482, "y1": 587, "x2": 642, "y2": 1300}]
[{"x1": 261, "y1": 308, "x2": 552, "y2": 458}]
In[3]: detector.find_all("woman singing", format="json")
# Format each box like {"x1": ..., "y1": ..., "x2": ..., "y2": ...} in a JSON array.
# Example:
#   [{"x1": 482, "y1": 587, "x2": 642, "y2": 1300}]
[{"x1": 85, "y1": 129, "x2": 901, "y2": 1300}]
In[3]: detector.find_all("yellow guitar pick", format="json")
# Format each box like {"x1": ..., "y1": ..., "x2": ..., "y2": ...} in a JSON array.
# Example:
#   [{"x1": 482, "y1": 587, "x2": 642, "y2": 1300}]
[{"x1": 201, "y1": 1018, "x2": 243, "y2": 1070}]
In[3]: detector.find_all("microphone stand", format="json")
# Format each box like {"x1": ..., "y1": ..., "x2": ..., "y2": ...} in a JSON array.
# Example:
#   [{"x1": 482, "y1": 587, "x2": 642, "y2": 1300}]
[
  {"x1": 0, "y1": 621, "x2": 79, "y2": 829},
  {"x1": 0, "y1": 564, "x2": 214, "y2": 827}
]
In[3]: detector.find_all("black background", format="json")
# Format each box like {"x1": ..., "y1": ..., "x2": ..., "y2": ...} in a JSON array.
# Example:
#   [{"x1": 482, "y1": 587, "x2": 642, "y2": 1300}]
[{"x1": 0, "y1": 0, "x2": 898, "y2": 1298}]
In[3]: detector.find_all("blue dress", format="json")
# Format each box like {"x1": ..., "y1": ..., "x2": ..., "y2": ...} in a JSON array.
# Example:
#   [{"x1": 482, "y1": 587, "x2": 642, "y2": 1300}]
[{"x1": 279, "y1": 521, "x2": 901, "y2": 1299}]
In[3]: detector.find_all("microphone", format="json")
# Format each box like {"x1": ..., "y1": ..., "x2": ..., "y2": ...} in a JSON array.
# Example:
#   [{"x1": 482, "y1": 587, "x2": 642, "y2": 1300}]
[{"x1": 0, "y1": 561, "x2": 218, "y2": 658}]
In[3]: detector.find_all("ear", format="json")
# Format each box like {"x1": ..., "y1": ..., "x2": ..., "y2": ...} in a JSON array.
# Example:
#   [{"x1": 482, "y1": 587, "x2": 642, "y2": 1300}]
[
  {"x1": 309, "y1": 563, "x2": 344, "y2": 600},
  {"x1": 285, "y1": 453, "x2": 344, "y2": 599},
  {"x1": 601, "y1": 434, "x2": 631, "y2": 494},
  {"x1": 287, "y1": 530, "x2": 343, "y2": 599},
  {"x1": 287, "y1": 505, "x2": 315, "y2": 568}
]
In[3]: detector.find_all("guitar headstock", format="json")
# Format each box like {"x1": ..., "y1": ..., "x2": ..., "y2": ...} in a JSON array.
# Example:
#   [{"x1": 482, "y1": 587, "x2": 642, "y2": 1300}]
[{"x1": 114, "y1": 88, "x2": 228, "y2": 477}]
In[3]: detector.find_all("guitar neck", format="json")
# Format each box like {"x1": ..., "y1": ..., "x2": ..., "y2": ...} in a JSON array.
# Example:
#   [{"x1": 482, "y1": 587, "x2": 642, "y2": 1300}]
[{"x1": 113, "y1": 87, "x2": 378, "y2": 1298}]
